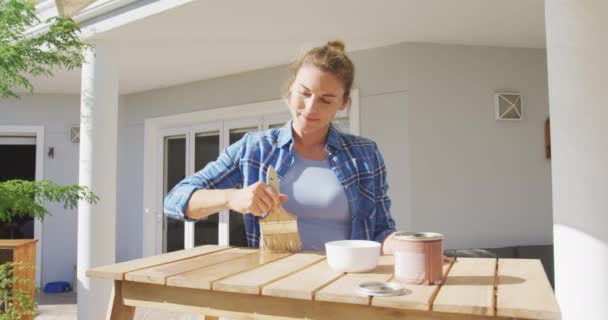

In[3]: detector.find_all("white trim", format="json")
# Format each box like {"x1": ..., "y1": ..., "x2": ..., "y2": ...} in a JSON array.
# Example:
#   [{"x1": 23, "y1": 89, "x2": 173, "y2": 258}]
[
  {"x1": 183, "y1": 221, "x2": 195, "y2": 249},
  {"x1": 0, "y1": 126, "x2": 44, "y2": 285},
  {"x1": 0, "y1": 137, "x2": 37, "y2": 145},
  {"x1": 262, "y1": 113, "x2": 291, "y2": 130},
  {"x1": 142, "y1": 90, "x2": 360, "y2": 256},
  {"x1": 32, "y1": 0, "x2": 193, "y2": 41},
  {"x1": 31, "y1": 0, "x2": 140, "y2": 37}
]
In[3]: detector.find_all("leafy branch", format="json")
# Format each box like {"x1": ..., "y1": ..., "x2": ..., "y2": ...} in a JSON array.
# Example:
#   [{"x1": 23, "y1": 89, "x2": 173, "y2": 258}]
[
  {"x1": 0, "y1": 262, "x2": 36, "y2": 319},
  {"x1": 0, "y1": 0, "x2": 91, "y2": 99},
  {"x1": 0, "y1": 180, "x2": 99, "y2": 223}
]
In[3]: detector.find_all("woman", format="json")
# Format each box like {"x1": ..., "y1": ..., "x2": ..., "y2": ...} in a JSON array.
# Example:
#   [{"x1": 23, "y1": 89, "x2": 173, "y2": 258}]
[{"x1": 164, "y1": 40, "x2": 397, "y2": 252}]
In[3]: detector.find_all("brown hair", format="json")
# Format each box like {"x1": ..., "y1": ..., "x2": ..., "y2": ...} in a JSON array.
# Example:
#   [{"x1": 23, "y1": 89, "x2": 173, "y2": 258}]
[{"x1": 285, "y1": 40, "x2": 355, "y2": 101}]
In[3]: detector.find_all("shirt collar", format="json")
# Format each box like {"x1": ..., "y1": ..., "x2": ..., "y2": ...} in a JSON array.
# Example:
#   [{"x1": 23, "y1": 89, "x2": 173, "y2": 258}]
[{"x1": 277, "y1": 119, "x2": 343, "y2": 154}]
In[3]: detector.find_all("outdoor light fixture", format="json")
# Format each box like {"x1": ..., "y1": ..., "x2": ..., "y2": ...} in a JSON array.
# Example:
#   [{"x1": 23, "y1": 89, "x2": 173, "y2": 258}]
[
  {"x1": 494, "y1": 93, "x2": 523, "y2": 120},
  {"x1": 70, "y1": 126, "x2": 80, "y2": 143}
]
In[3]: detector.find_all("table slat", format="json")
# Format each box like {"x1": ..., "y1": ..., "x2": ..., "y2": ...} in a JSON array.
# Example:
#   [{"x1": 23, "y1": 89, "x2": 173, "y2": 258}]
[
  {"x1": 496, "y1": 259, "x2": 560, "y2": 320},
  {"x1": 432, "y1": 257, "x2": 496, "y2": 316},
  {"x1": 0, "y1": 239, "x2": 37, "y2": 248},
  {"x1": 87, "y1": 245, "x2": 230, "y2": 280},
  {"x1": 166, "y1": 251, "x2": 291, "y2": 290},
  {"x1": 261, "y1": 259, "x2": 345, "y2": 300},
  {"x1": 372, "y1": 258, "x2": 454, "y2": 311},
  {"x1": 125, "y1": 248, "x2": 257, "y2": 284},
  {"x1": 315, "y1": 255, "x2": 393, "y2": 305},
  {"x1": 213, "y1": 252, "x2": 325, "y2": 294}
]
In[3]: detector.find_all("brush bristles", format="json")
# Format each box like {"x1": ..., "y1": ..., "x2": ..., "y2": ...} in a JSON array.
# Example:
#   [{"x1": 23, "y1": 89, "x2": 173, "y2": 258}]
[{"x1": 261, "y1": 232, "x2": 302, "y2": 252}]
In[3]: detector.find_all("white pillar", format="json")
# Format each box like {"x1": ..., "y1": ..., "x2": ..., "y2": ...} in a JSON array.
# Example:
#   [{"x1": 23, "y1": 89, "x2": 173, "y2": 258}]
[
  {"x1": 77, "y1": 43, "x2": 119, "y2": 319},
  {"x1": 545, "y1": 1, "x2": 608, "y2": 319}
]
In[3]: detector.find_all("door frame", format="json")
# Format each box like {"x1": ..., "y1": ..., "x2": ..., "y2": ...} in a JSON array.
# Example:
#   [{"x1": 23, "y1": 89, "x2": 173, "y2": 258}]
[
  {"x1": 0, "y1": 125, "x2": 44, "y2": 284},
  {"x1": 143, "y1": 90, "x2": 359, "y2": 256}
]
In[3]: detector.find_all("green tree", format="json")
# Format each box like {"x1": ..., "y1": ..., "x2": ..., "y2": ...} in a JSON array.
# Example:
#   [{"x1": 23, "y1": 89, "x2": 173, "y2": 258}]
[
  {"x1": 1, "y1": 1, "x2": 96, "y2": 316},
  {"x1": 0, "y1": 180, "x2": 98, "y2": 223},
  {"x1": 0, "y1": 0, "x2": 91, "y2": 99},
  {"x1": 0, "y1": 0, "x2": 97, "y2": 224}
]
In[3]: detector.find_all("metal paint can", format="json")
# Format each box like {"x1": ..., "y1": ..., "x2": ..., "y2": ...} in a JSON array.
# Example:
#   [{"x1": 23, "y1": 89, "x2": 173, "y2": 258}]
[{"x1": 392, "y1": 232, "x2": 444, "y2": 285}]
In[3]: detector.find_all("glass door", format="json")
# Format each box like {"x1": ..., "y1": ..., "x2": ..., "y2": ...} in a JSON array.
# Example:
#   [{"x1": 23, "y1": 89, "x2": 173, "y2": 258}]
[
  {"x1": 161, "y1": 130, "x2": 187, "y2": 253},
  {"x1": 191, "y1": 124, "x2": 221, "y2": 247},
  {"x1": 161, "y1": 119, "x2": 261, "y2": 251},
  {"x1": 220, "y1": 118, "x2": 261, "y2": 246},
  {"x1": 0, "y1": 136, "x2": 36, "y2": 240},
  {"x1": 160, "y1": 111, "x2": 352, "y2": 252}
]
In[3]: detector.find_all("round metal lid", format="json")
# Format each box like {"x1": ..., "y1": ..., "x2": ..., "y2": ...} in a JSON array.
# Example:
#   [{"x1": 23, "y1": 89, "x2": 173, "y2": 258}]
[
  {"x1": 394, "y1": 231, "x2": 443, "y2": 241},
  {"x1": 357, "y1": 281, "x2": 405, "y2": 296}
]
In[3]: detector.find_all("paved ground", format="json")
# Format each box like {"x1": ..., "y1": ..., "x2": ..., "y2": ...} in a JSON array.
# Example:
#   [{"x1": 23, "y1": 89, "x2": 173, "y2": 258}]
[{"x1": 35, "y1": 291, "x2": 202, "y2": 320}]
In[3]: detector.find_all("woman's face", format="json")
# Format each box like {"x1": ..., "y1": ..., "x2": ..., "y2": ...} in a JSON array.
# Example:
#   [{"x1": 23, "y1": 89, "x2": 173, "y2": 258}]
[{"x1": 288, "y1": 64, "x2": 348, "y2": 136}]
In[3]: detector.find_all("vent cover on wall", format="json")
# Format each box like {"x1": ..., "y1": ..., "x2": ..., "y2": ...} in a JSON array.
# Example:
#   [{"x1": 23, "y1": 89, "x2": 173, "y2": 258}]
[
  {"x1": 70, "y1": 126, "x2": 80, "y2": 143},
  {"x1": 495, "y1": 93, "x2": 522, "y2": 120}
]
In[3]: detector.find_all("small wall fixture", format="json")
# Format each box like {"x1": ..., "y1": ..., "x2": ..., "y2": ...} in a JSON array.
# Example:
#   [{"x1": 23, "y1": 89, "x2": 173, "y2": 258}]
[
  {"x1": 495, "y1": 93, "x2": 523, "y2": 120},
  {"x1": 70, "y1": 126, "x2": 80, "y2": 143}
]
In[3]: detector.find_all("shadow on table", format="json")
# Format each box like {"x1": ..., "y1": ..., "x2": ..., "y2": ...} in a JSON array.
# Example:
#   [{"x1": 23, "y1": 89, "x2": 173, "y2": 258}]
[
  {"x1": 444, "y1": 244, "x2": 554, "y2": 289},
  {"x1": 440, "y1": 275, "x2": 525, "y2": 286}
]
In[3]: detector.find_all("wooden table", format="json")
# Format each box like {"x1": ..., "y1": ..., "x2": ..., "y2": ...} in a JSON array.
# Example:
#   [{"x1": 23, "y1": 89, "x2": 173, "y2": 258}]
[
  {"x1": 87, "y1": 245, "x2": 560, "y2": 320},
  {"x1": 0, "y1": 239, "x2": 37, "y2": 320}
]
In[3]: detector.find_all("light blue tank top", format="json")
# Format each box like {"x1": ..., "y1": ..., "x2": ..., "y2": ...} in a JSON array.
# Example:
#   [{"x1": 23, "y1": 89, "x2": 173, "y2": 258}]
[{"x1": 280, "y1": 151, "x2": 351, "y2": 251}]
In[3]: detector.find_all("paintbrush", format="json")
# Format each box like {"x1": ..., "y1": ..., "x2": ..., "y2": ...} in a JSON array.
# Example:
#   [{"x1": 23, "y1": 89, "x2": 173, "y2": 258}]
[{"x1": 259, "y1": 165, "x2": 302, "y2": 252}]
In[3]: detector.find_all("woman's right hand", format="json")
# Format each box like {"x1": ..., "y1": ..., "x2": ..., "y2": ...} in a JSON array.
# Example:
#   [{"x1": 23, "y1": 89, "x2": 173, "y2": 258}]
[{"x1": 227, "y1": 182, "x2": 288, "y2": 216}]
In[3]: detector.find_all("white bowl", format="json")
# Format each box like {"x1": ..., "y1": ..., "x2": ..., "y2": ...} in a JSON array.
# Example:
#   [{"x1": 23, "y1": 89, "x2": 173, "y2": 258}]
[{"x1": 325, "y1": 240, "x2": 381, "y2": 273}]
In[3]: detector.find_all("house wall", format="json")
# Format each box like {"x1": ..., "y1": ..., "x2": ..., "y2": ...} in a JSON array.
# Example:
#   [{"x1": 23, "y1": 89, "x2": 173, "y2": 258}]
[
  {"x1": 406, "y1": 43, "x2": 552, "y2": 249},
  {"x1": 0, "y1": 42, "x2": 553, "y2": 281},
  {"x1": 123, "y1": 42, "x2": 552, "y2": 256},
  {"x1": 0, "y1": 95, "x2": 80, "y2": 285},
  {"x1": 114, "y1": 96, "x2": 141, "y2": 262}
]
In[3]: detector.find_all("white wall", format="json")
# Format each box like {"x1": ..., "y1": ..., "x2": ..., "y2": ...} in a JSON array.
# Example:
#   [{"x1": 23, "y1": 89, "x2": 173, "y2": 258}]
[
  {"x1": 361, "y1": 91, "x2": 411, "y2": 230},
  {"x1": 0, "y1": 95, "x2": 81, "y2": 285},
  {"x1": 407, "y1": 43, "x2": 552, "y2": 249},
  {"x1": 116, "y1": 108, "x2": 143, "y2": 262},
  {"x1": 123, "y1": 42, "x2": 551, "y2": 254},
  {"x1": 0, "y1": 94, "x2": 142, "y2": 281}
]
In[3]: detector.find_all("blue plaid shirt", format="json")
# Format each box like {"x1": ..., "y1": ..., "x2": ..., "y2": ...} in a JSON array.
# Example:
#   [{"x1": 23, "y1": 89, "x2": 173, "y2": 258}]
[{"x1": 164, "y1": 120, "x2": 396, "y2": 248}]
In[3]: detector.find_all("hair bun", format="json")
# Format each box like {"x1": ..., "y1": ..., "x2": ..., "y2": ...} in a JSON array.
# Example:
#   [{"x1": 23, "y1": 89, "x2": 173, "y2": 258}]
[{"x1": 327, "y1": 40, "x2": 346, "y2": 52}]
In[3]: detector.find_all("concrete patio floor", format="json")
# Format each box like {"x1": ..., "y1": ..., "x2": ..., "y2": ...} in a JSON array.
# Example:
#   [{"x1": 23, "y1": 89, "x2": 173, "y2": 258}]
[{"x1": 35, "y1": 291, "x2": 202, "y2": 319}]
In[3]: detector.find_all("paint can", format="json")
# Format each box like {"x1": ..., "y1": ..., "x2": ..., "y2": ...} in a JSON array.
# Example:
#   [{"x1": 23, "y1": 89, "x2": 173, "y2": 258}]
[{"x1": 392, "y1": 232, "x2": 444, "y2": 285}]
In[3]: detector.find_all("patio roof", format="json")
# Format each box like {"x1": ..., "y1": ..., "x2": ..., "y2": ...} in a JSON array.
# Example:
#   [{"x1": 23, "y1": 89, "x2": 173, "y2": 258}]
[{"x1": 26, "y1": 0, "x2": 545, "y2": 95}]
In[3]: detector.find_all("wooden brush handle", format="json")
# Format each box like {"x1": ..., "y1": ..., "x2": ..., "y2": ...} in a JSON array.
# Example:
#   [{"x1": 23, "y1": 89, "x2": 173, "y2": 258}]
[{"x1": 262, "y1": 206, "x2": 297, "y2": 223}]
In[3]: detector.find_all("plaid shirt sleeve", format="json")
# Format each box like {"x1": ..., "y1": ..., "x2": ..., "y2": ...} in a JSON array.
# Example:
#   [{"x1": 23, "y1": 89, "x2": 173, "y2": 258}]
[
  {"x1": 163, "y1": 134, "x2": 246, "y2": 221},
  {"x1": 372, "y1": 143, "x2": 397, "y2": 242}
]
